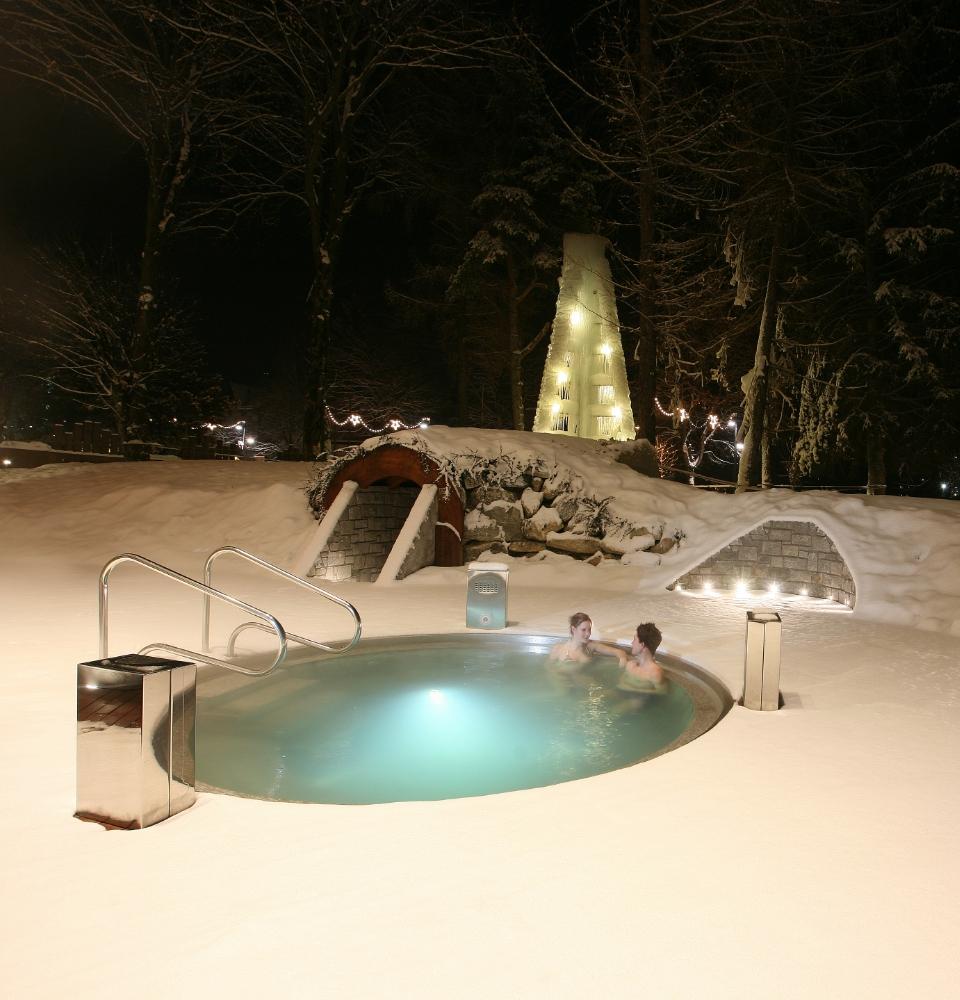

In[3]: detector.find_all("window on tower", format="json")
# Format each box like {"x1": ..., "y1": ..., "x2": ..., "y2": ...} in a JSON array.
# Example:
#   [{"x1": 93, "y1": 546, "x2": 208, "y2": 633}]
[
  {"x1": 551, "y1": 413, "x2": 569, "y2": 432},
  {"x1": 596, "y1": 385, "x2": 614, "y2": 404},
  {"x1": 596, "y1": 415, "x2": 617, "y2": 436}
]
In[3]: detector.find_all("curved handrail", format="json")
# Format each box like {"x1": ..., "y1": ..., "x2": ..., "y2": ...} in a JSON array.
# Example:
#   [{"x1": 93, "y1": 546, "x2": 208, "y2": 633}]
[
  {"x1": 99, "y1": 553, "x2": 288, "y2": 676},
  {"x1": 202, "y1": 545, "x2": 362, "y2": 656}
]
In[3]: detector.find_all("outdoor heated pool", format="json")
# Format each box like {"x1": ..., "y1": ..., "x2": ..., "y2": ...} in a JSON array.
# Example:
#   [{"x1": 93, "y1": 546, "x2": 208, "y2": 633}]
[{"x1": 197, "y1": 634, "x2": 730, "y2": 804}]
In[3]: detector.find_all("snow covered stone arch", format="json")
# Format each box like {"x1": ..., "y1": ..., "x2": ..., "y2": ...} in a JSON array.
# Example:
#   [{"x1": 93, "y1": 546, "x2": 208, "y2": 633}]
[
  {"x1": 297, "y1": 445, "x2": 465, "y2": 582},
  {"x1": 670, "y1": 519, "x2": 857, "y2": 606}
]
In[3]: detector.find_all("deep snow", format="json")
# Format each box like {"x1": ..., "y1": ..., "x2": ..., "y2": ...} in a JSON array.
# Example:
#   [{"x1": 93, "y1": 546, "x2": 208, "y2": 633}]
[{"x1": 1, "y1": 445, "x2": 958, "y2": 999}]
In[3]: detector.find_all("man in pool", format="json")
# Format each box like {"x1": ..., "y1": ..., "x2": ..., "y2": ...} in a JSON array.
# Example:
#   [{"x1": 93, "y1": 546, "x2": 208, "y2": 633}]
[
  {"x1": 549, "y1": 612, "x2": 628, "y2": 669},
  {"x1": 614, "y1": 622, "x2": 668, "y2": 707}
]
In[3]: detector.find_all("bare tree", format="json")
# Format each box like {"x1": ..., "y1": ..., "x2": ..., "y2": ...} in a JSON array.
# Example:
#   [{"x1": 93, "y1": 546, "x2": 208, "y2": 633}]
[
  {"x1": 0, "y1": 2, "x2": 246, "y2": 353},
  {"x1": 11, "y1": 245, "x2": 218, "y2": 435},
  {"x1": 170, "y1": 0, "x2": 496, "y2": 456}
]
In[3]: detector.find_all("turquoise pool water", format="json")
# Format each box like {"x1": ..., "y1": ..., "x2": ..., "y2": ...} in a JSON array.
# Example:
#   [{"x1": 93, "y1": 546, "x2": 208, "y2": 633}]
[{"x1": 197, "y1": 636, "x2": 705, "y2": 804}]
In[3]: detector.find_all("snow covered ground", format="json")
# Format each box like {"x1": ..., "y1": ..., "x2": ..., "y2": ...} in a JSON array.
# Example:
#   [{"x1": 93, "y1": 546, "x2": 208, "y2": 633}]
[{"x1": 1, "y1": 447, "x2": 958, "y2": 999}]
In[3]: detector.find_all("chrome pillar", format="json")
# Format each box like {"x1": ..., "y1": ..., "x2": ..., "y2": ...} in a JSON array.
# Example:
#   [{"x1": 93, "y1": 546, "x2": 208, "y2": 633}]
[
  {"x1": 466, "y1": 562, "x2": 509, "y2": 629},
  {"x1": 76, "y1": 653, "x2": 197, "y2": 829},
  {"x1": 743, "y1": 610, "x2": 782, "y2": 711}
]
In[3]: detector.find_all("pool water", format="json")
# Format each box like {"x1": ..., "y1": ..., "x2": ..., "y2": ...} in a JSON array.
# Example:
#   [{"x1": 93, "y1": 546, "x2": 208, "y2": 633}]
[{"x1": 197, "y1": 636, "x2": 707, "y2": 804}]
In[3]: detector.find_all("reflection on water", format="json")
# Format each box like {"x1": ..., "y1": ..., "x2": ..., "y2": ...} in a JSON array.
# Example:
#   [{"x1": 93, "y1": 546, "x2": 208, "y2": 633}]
[{"x1": 198, "y1": 645, "x2": 695, "y2": 804}]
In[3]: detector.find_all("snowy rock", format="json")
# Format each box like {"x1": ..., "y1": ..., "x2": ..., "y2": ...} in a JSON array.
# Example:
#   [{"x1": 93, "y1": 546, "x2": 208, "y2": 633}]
[
  {"x1": 463, "y1": 508, "x2": 501, "y2": 543},
  {"x1": 464, "y1": 540, "x2": 500, "y2": 562},
  {"x1": 649, "y1": 535, "x2": 676, "y2": 555},
  {"x1": 585, "y1": 551, "x2": 604, "y2": 566},
  {"x1": 520, "y1": 488, "x2": 544, "y2": 517},
  {"x1": 551, "y1": 492, "x2": 579, "y2": 524},
  {"x1": 523, "y1": 505, "x2": 563, "y2": 541},
  {"x1": 479, "y1": 499, "x2": 523, "y2": 541},
  {"x1": 530, "y1": 476, "x2": 545, "y2": 492},
  {"x1": 600, "y1": 526, "x2": 656, "y2": 556},
  {"x1": 541, "y1": 473, "x2": 568, "y2": 502},
  {"x1": 621, "y1": 549, "x2": 662, "y2": 568},
  {"x1": 507, "y1": 539, "x2": 546, "y2": 556},
  {"x1": 546, "y1": 531, "x2": 602, "y2": 556},
  {"x1": 470, "y1": 484, "x2": 516, "y2": 506}
]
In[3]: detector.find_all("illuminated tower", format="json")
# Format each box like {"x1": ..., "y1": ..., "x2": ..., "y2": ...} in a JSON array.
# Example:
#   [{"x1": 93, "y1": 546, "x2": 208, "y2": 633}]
[{"x1": 533, "y1": 233, "x2": 634, "y2": 440}]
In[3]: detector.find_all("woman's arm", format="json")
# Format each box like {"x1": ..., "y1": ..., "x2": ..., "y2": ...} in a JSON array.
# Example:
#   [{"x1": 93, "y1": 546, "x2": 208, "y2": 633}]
[{"x1": 588, "y1": 641, "x2": 629, "y2": 666}]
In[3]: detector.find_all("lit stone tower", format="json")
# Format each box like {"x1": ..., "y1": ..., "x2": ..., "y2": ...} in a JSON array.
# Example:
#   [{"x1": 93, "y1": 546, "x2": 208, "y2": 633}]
[{"x1": 532, "y1": 233, "x2": 634, "y2": 440}]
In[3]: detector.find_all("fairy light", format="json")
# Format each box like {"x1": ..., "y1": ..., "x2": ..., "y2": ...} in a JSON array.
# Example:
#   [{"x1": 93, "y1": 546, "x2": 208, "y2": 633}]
[
  {"x1": 556, "y1": 370, "x2": 569, "y2": 385},
  {"x1": 325, "y1": 407, "x2": 430, "y2": 434},
  {"x1": 600, "y1": 342, "x2": 612, "y2": 357}
]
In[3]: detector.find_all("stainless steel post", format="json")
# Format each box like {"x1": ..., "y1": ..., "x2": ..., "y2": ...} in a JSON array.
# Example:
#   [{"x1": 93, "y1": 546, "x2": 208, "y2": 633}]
[
  {"x1": 466, "y1": 562, "x2": 509, "y2": 629},
  {"x1": 743, "y1": 610, "x2": 782, "y2": 711},
  {"x1": 76, "y1": 653, "x2": 197, "y2": 829}
]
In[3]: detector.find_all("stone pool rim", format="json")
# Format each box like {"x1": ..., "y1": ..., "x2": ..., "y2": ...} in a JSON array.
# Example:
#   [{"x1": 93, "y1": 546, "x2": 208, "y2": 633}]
[{"x1": 197, "y1": 632, "x2": 735, "y2": 803}]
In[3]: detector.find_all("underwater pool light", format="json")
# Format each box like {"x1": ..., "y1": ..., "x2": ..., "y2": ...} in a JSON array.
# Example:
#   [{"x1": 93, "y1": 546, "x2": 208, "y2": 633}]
[
  {"x1": 767, "y1": 581, "x2": 780, "y2": 595},
  {"x1": 427, "y1": 689, "x2": 446, "y2": 706},
  {"x1": 735, "y1": 580, "x2": 748, "y2": 598}
]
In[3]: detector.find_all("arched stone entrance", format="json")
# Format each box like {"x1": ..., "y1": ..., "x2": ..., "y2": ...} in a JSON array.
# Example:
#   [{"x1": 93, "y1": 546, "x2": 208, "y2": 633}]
[
  {"x1": 671, "y1": 519, "x2": 856, "y2": 605},
  {"x1": 319, "y1": 445, "x2": 464, "y2": 567}
]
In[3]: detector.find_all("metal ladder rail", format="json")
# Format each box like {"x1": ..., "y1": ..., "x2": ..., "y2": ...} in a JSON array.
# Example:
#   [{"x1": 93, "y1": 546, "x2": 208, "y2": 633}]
[
  {"x1": 100, "y1": 553, "x2": 288, "y2": 676},
  {"x1": 202, "y1": 545, "x2": 362, "y2": 657}
]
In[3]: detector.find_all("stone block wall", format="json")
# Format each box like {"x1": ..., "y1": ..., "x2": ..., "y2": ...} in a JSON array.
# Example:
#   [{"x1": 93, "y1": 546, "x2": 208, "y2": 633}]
[
  {"x1": 672, "y1": 519, "x2": 856, "y2": 605},
  {"x1": 312, "y1": 485, "x2": 418, "y2": 582}
]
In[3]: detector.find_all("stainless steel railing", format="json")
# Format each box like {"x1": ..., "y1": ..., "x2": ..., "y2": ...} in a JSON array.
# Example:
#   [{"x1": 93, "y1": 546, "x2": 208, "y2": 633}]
[
  {"x1": 99, "y1": 553, "x2": 288, "y2": 676},
  {"x1": 202, "y1": 545, "x2": 362, "y2": 657}
]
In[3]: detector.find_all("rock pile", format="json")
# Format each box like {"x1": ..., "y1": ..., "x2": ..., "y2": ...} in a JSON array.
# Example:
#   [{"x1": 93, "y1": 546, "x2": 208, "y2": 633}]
[{"x1": 462, "y1": 466, "x2": 671, "y2": 564}]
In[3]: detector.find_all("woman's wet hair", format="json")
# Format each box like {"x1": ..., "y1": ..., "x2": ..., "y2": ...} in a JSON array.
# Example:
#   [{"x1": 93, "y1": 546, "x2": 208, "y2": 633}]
[
  {"x1": 569, "y1": 611, "x2": 592, "y2": 631},
  {"x1": 635, "y1": 622, "x2": 662, "y2": 654}
]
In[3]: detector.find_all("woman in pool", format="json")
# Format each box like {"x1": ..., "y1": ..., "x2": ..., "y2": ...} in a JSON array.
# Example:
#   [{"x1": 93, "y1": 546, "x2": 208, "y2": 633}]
[{"x1": 549, "y1": 612, "x2": 628, "y2": 667}]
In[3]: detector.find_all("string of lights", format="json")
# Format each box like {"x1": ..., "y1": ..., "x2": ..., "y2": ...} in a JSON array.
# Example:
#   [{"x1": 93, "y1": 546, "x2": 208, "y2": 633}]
[
  {"x1": 325, "y1": 407, "x2": 430, "y2": 433},
  {"x1": 655, "y1": 398, "x2": 740, "y2": 471}
]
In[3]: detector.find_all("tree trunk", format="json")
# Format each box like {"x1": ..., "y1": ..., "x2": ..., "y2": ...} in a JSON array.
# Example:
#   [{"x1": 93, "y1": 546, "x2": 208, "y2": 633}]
[
  {"x1": 866, "y1": 432, "x2": 886, "y2": 495},
  {"x1": 302, "y1": 273, "x2": 333, "y2": 458},
  {"x1": 505, "y1": 254, "x2": 525, "y2": 430},
  {"x1": 761, "y1": 422, "x2": 773, "y2": 489},
  {"x1": 736, "y1": 229, "x2": 781, "y2": 492},
  {"x1": 632, "y1": 0, "x2": 658, "y2": 444},
  {"x1": 135, "y1": 155, "x2": 163, "y2": 354}
]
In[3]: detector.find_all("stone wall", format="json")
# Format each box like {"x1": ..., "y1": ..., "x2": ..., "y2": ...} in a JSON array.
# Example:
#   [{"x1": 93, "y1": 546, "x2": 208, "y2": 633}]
[
  {"x1": 672, "y1": 519, "x2": 856, "y2": 605},
  {"x1": 311, "y1": 485, "x2": 418, "y2": 582}
]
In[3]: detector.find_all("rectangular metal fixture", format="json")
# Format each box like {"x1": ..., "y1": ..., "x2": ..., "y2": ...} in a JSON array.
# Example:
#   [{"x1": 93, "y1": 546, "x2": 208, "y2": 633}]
[
  {"x1": 466, "y1": 562, "x2": 509, "y2": 630},
  {"x1": 743, "y1": 610, "x2": 782, "y2": 711},
  {"x1": 76, "y1": 653, "x2": 196, "y2": 829}
]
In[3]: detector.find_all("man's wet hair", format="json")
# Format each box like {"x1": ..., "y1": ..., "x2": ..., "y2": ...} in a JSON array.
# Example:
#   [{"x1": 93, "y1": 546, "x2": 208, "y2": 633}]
[{"x1": 635, "y1": 622, "x2": 662, "y2": 654}]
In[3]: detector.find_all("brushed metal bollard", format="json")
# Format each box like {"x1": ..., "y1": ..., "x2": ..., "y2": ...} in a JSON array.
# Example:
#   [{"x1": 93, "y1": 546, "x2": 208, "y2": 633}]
[
  {"x1": 466, "y1": 562, "x2": 509, "y2": 629},
  {"x1": 76, "y1": 653, "x2": 197, "y2": 829},
  {"x1": 743, "y1": 610, "x2": 782, "y2": 711}
]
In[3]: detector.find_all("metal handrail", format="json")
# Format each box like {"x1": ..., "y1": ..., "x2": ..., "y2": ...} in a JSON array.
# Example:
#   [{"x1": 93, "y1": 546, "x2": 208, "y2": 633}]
[
  {"x1": 99, "y1": 553, "x2": 288, "y2": 676},
  {"x1": 202, "y1": 545, "x2": 362, "y2": 656}
]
